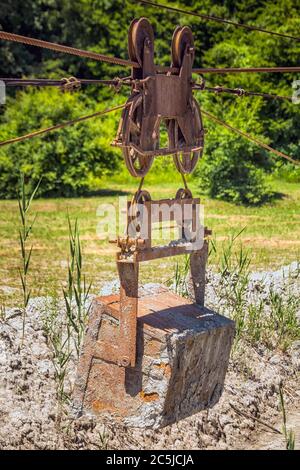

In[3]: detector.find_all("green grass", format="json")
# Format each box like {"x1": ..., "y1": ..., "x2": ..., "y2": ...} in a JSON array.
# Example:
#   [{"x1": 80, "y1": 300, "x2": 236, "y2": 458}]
[{"x1": 0, "y1": 175, "x2": 299, "y2": 307}]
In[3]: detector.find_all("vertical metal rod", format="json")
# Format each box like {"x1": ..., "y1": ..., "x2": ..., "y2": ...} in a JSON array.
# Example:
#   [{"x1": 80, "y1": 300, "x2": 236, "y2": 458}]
[
  {"x1": 117, "y1": 261, "x2": 139, "y2": 367},
  {"x1": 189, "y1": 241, "x2": 208, "y2": 306}
]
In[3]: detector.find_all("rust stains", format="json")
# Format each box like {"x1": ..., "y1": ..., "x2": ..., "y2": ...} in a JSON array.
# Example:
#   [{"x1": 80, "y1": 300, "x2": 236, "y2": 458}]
[
  {"x1": 139, "y1": 391, "x2": 160, "y2": 402},
  {"x1": 155, "y1": 362, "x2": 172, "y2": 377}
]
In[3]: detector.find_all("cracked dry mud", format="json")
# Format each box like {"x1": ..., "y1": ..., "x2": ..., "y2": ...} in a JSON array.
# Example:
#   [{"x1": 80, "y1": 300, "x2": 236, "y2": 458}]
[{"x1": 0, "y1": 264, "x2": 299, "y2": 450}]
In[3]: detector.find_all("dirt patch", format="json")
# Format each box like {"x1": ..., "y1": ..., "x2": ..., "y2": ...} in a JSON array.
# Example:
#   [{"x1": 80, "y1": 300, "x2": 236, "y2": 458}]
[
  {"x1": 249, "y1": 407, "x2": 300, "y2": 450},
  {"x1": 0, "y1": 264, "x2": 299, "y2": 450}
]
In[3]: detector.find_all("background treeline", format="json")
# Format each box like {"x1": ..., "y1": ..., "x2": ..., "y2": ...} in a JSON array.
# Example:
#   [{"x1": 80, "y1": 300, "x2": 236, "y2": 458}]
[{"x1": 0, "y1": 0, "x2": 299, "y2": 203}]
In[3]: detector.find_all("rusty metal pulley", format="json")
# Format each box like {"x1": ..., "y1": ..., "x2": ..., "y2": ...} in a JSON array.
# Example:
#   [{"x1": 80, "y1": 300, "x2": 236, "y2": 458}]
[
  {"x1": 113, "y1": 18, "x2": 205, "y2": 178},
  {"x1": 119, "y1": 93, "x2": 157, "y2": 177},
  {"x1": 169, "y1": 98, "x2": 204, "y2": 174},
  {"x1": 171, "y1": 25, "x2": 195, "y2": 69},
  {"x1": 128, "y1": 17, "x2": 155, "y2": 70},
  {"x1": 176, "y1": 187, "x2": 193, "y2": 199}
]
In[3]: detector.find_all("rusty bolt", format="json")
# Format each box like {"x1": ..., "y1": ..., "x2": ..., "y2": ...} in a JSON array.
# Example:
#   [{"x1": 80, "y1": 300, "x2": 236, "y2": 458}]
[
  {"x1": 145, "y1": 38, "x2": 152, "y2": 49},
  {"x1": 118, "y1": 356, "x2": 130, "y2": 368}
]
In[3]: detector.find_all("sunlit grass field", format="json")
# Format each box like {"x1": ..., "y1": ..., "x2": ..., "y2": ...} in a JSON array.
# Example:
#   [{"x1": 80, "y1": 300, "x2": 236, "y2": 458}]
[{"x1": 0, "y1": 176, "x2": 299, "y2": 307}]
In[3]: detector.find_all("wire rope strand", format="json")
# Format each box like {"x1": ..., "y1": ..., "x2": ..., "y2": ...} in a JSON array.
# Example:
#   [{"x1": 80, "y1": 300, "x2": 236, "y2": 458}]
[
  {"x1": 0, "y1": 31, "x2": 139, "y2": 68},
  {"x1": 136, "y1": 0, "x2": 300, "y2": 42},
  {"x1": 202, "y1": 109, "x2": 300, "y2": 166},
  {"x1": 0, "y1": 104, "x2": 127, "y2": 147}
]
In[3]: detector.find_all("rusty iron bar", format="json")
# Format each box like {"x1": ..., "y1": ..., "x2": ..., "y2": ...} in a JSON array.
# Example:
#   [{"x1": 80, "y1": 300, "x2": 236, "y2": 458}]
[{"x1": 114, "y1": 142, "x2": 203, "y2": 157}]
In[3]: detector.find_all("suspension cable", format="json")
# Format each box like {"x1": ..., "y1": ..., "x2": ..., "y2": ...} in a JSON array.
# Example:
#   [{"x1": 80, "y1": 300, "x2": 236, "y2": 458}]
[
  {"x1": 0, "y1": 31, "x2": 139, "y2": 68},
  {"x1": 193, "y1": 66, "x2": 300, "y2": 74},
  {"x1": 2, "y1": 30, "x2": 300, "y2": 75},
  {"x1": 194, "y1": 84, "x2": 292, "y2": 101},
  {"x1": 202, "y1": 109, "x2": 300, "y2": 166},
  {"x1": 0, "y1": 104, "x2": 127, "y2": 148},
  {"x1": 136, "y1": 0, "x2": 300, "y2": 42},
  {"x1": 1, "y1": 77, "x2": 132, "y2": 87}
]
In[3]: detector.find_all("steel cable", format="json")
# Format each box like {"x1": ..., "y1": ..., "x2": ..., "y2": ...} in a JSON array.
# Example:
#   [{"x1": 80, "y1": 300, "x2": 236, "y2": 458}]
[
  {"x1": 202, "y1": 109, "x2": 300, "y2": 166},
  {"x1": 0, "y1": 31, "x2": 139, "y2": 68},
  {"x1": 193, "y1": 66, "x2": 300, "y2": 74},
  {"x1": 2, "y1": 30, "x2": 300, "y2": 75},
  {"x1": 0, "y1": 103, "x2": 127, "y2": 148},
  {"x1": 194, "y1": 85, "x2": 292, "y2": 101},
  {"x1": 136, "y1": 0, "x2": 300, "y2": 42},
  {"x1": 1, "y1": 78, "x2": 132, "y2": 87}
]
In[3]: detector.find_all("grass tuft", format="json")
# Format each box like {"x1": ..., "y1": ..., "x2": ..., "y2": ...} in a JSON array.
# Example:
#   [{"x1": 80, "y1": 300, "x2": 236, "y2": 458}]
[
  {"x1": 62, "y1": 215, "x2": 92, "y2": 357},
  {"x1": 279, "y1": 385, "x2": 295, "y2": 450},
  {"x1": 18, "y1": 174, "x2": 41, "y2": 344}
]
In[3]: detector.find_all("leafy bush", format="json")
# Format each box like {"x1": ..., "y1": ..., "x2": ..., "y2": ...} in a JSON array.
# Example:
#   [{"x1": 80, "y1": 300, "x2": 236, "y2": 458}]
[
  {"x1": 0, "y1": 88, "x2": 121, "y2": 198},
  {"x1": 198, "y1": 134, "x2": 274, "y2": 205},
  {"x1": 197, "y1": 95, "x2": 274, "y2": 205},
  {"x1": 274, "y1": 163, "x2": 300, "y2": 183}
]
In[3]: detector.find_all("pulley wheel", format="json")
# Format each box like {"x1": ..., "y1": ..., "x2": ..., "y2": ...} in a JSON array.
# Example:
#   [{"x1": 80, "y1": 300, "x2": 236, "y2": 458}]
[
  {"x1": 128, "y1": 17, "x2": 155, "y2": 66},
  {"x1": 129, "y1": 190, "x2": 152, "y2": 236},
  {"x1": 168, "y1": 98, "x2": 204, "y2": 174},
  {"x1": 176, "y1": 188, "x2": 193, "y2": 200},
  {"x1": 121, "y1": 94, "x2": 157, "y2": 178},
  {"x1": 171, "y1": 25, "x2": 195, "y2": 68}
]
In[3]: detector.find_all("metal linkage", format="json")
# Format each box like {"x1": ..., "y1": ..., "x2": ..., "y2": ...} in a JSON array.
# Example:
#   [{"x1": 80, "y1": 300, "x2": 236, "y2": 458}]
[
  {"x1": 111, "y1": 187, "x2": 209, "y2": 367},
  {"x1": 135, "y1": 0, "x2": 300, "y2": 42}
]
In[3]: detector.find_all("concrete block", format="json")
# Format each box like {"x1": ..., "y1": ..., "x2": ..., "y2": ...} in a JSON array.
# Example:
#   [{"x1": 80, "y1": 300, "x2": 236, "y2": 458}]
[{"x1": 73, "y1": 286, "x2": 235, "y2": 429}]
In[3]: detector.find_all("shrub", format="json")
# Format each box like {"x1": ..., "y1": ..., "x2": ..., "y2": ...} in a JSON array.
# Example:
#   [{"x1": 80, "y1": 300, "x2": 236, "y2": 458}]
[
  {"x1": 198, "y1": 133, "x2": 274, "y2": 205},
  {"x1": 0, "y1": 88, "x2": 121, "y2": 198},
  {"x1": 197, "y1": 94, "x2": 275, "y2": 205}
]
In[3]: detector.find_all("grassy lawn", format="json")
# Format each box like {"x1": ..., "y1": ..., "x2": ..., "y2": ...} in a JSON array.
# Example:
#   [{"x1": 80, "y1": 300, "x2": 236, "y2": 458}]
[{"x1": 0, "y1": 177, "x2": 299, "y2": 307}]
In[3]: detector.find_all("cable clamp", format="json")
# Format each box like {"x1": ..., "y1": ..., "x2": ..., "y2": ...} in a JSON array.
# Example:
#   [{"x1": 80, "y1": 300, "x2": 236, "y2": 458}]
[
  {"x1": 235, "y1": 88, "x2": 246, "y2": 96},
  {"x1": 214, "y1": 86, "x2": 223, "y2": 93},
  {"x1": 196, "y1": 76, "x2": 206, "y2": 90},
  {"x1": 60, "y1": 76, "x2": 81, "y2": 92}
]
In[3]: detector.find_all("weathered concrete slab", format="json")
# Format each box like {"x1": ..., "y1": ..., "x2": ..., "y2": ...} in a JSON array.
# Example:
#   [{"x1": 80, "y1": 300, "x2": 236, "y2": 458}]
[{"x1": 73, "y1": 286, "x2": 235, "y2": 429}]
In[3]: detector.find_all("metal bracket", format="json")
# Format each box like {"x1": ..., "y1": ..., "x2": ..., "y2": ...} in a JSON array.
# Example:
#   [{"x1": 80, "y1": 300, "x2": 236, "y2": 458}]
[{"x1": 112, "y1": 189, "x2": 210, "y2": 368}]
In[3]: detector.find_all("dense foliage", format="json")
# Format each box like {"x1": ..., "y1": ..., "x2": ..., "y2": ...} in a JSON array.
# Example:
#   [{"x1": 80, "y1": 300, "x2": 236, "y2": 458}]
[
  {"x1": 0, "y1": 89, "x2": 121, "y2": 197},
  {"x1": 0, "y1": 0, "x2": 299, "y2": 201}
]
